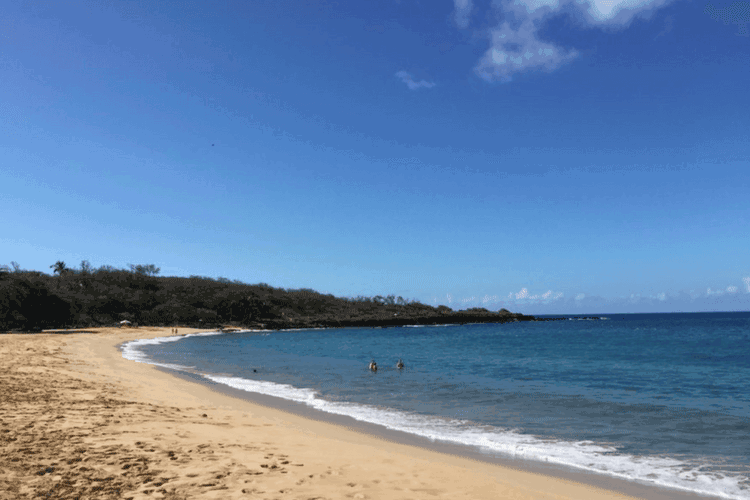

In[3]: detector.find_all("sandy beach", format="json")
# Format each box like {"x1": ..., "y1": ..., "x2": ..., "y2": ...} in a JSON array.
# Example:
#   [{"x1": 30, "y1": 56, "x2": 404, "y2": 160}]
[{"x1": 0, "y1": 327, "x2": 654, "y2": 500}]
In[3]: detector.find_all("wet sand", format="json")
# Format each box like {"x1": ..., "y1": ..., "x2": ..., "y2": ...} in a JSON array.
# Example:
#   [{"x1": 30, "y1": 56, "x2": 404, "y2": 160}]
[{"x1": 1, "y1": 326, "x2": 662, "y2": 499}]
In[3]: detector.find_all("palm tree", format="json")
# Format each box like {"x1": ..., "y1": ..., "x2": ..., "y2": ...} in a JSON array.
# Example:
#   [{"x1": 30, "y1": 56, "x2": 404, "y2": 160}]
[
  {"x1": 50, "y1": 261, "x2": 68, "y2": 275},
  {"x1": 50, "y1": 261, "x2": 68, "y2": 291}
]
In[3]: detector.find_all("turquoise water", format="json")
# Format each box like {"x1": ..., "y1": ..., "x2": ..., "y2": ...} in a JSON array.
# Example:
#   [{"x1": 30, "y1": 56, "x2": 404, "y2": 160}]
[{"x1": 124, "y1": 312, "x2": 750, "y2": 499}]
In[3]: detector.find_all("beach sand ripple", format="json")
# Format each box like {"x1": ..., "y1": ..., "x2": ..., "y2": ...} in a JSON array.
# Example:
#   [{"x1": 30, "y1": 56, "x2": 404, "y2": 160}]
[{"x1": 0, "y1": 336, "x2": 312, "y2": 499}]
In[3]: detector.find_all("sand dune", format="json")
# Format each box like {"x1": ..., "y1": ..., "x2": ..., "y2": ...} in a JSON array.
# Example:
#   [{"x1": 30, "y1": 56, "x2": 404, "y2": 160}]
[{"x1": 0, "y1": 327, "x2": 645, "y2": 499}]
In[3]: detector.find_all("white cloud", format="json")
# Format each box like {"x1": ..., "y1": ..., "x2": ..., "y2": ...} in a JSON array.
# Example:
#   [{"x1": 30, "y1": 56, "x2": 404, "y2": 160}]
[
  {"x1": 453, "y1": 0, "x2": 473, "y2": 29},
  {"x1": 430, "y1": 279, "x2": 750, "y2": 313},
  {"x1": 698, "y1": 282, "x2": 746, "y2": 297},
  {"x1": 395, "y1": 71, "x2": 436, "y2": 90},
  {"x1": 482, "y1": 294, "x2": 499, "y2": 304},
  {"x1": 475, "y1": 19, "x2": 579, "y2": 83},
  {"x1": 435, "y1": 288, "x2": 564, "y2": 310},
  {"x1": 581, "y1": 0, "x2": 664, "y2": 23},
  {"x1": 471, "y1": 0, "x2": 676, "y2": 82},
  {"x1": 509, "y1": 287, "x2": 563, "y2": 301},
  {"x1": 525, "y1": 289, "x2": 563, "y2": 300},
  {"x1": 513, "y1": 0, "x2": 562, "y2": 14}
]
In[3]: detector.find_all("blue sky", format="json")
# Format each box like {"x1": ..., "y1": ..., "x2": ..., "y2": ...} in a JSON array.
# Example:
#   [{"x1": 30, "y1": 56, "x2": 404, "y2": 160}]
[{"x1": 2, "y1": 0, "x2": 748, "y2": 314}]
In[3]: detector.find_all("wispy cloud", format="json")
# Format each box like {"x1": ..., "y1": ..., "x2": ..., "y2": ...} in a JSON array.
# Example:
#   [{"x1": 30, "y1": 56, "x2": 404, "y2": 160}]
[
  {"x1": 395, "y1": 71, "x2": 436, "y2": 90},
  {"x1": 500, "y1": 287, "x2": 558, "y2": 301},
  {"x1": 468, "y1": 0, "x2": 676, "y2": 82},
  {"x1": 453, "y1": 0, "x2": 473, "y2": 29},
  {"x1": 482, "y1": 294, "x2": 499, "y2": 304},
  {"x1": 432, "y1": 277, "x2": 750, "y2": 314},
  {"x1": 505, "y1": 287, "x2": 564, "y2": 301},
  {"x1": 475, "y1": 18, "x2": 579, "y2": 83},
  {"x1": 707, "y1": 285, "x2": 741, "y2": 296}
]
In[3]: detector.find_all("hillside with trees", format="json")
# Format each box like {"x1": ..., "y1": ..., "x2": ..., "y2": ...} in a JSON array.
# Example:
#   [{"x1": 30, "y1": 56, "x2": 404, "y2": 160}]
[{"x1": 0, "y1": 261, "x2": 533, "y2": 332}]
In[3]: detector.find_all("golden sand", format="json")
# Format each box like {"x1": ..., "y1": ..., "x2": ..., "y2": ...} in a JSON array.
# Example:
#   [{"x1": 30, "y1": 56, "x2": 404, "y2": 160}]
[{"x1": 0, "y1": 327, "x2": 642, "y2": 499}]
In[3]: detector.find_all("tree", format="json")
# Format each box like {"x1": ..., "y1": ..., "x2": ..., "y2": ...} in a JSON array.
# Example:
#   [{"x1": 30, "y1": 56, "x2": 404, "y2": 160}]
[
  {"x1": 128, "y1": 264, "x2": 161, "y2": 276},
  {"x1": 0, "y1": 277, "x2": 73, "y2": 331},
  {"x1": 79, "y1": 260, "x2": 93, "y2": 274},
  {"x1": 10, "y1": 261, "x2": 21, "y2": 273},
  {"x1": 50, "y1": 261, "x2": 68, "y2": 275}
]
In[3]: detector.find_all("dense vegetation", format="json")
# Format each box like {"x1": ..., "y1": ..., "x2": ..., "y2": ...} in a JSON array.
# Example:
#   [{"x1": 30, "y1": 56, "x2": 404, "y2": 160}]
[{"x1": 0, "y1": 261, "x2": 533, "y2": 332}]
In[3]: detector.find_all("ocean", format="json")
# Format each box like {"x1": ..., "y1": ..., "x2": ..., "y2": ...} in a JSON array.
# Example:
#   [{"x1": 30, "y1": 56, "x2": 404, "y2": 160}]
[{"x1": 122, "y1": 312, "x2": 750, "y2": 499}]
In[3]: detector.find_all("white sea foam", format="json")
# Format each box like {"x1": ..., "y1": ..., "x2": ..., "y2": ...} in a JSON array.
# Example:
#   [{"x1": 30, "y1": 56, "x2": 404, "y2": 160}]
[
  {"x1": 201, "y1": 374, "x2": 747, "y2": 500},
  {"x1": 120, "y1": 329, "x2": 243, "y2": 370},
  {"x1": 404, "y1": 324, "x2": 454, "y2": 328}
]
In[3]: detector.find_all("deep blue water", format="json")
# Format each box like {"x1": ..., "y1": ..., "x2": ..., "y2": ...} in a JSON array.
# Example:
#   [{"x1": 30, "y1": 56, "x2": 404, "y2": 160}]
[{"x1": 123, "y1": 312, "x2": 750, "y2": 499}]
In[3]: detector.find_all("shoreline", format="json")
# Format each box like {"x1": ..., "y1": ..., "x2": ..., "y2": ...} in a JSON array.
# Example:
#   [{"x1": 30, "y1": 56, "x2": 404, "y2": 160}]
[
  {"x1": 1, "y1": 326, "x2": 720, "y2": 499},
  {"x1": 155, "y1": 365, "x2": 717, "y2": 500},
  {"x1": 132, "y1": 330, "x2": 720, "y2": 500}
]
